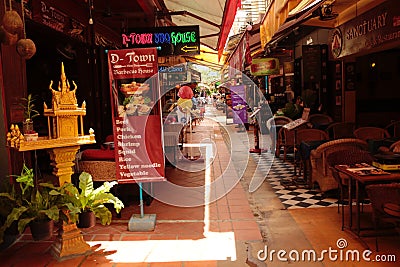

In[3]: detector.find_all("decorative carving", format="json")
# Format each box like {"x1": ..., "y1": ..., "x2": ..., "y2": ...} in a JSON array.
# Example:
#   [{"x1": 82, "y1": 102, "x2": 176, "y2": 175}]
[
  {"x1": 6, "y1": 124, "x2": 25, "y2": 149},
  {"x1": 48, "y1": 146, "x2": 80, "y2": 185},
  {"x1": 48, "y1": 62, "x2": 78, "y2": 108},
  {"x1": 44, "y1": 63, "x2": 88, "y2": 139}
]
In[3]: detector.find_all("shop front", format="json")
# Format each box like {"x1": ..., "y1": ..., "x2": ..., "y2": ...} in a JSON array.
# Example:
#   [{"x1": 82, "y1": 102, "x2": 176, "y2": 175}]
[
  {"x1": 257, "y1": 0, "x2": 399, "y2": 125},
  {"x1": 329, "y1": 0, "x2": 400, "y2": 126}
]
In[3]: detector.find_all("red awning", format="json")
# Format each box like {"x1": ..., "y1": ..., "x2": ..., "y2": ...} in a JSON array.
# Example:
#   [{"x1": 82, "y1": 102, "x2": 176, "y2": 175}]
[{"x1": 217, "y1": 0, "x2": 241, "y2": 59}]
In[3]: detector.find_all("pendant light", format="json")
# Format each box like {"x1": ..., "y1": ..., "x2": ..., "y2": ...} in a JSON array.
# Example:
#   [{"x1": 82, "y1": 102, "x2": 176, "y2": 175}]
[
  {"x1": 1, "y1": 0, "x2": 21, "y2": 45},
  {"x1": 16, "y1": 0, "x2": 36, "y2": 59}
]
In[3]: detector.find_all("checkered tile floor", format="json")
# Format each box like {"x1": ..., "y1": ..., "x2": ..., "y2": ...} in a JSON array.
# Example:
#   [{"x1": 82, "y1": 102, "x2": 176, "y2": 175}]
[{"x1": 251, "y1": 152, "x2": 338, "y2": 209}]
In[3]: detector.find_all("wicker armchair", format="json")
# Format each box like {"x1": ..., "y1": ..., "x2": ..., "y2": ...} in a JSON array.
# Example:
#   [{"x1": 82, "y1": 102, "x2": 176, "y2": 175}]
[
  {"x1": 296, "y1": 128, "x2": 329, "y2": 144},
  {"x1": 276, "y1": 123, "x2": 308, "y2": 161},
  {"x1": 310, "y1": 138, "x2": 368, "y2": 192},
  {"x1": 366, "y1": 183, "x2": 400, "y2": 226},
  {"x1": 325, "y1": 122, "x2": 356, "y2": 139},
  {"x1": 365, "y1": 183, "x2": 400, "y2": 250},
  {"x1": 163, "y1": 123, "x2": 185, "y2": 164},
  {"x1": 266, "y1": 116, "x2": 293, "y2": 155},
  {"x1": 76, "y1": 147, "x2": 117, "y2": 182},
  {"x1": 354, "y1": 126, "x2": 390, "y2": 141},
  {"x1": 308, "y1": 114, "x2": 333, "y2": 129},
  {"x1": 266, "y1": 116, "x2": 293, "y2": 131},
  {"x1": 326, "y1": 149, "x2": 374, "y2": 230},
  {"x1": 390, "y1": 140, "x2": 400, "y2": 153},
  {"x1": 78, "y1": 160, "x2": 116, "y2": 182},
  {"x1": 385, "y1": 121, "x2": 400, "y2": 138}
]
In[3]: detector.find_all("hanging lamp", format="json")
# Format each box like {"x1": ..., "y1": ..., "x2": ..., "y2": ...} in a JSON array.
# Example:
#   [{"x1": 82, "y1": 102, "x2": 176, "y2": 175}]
[
  {"x1": 1, "y1": 0, "x2": 20, "y2": 45},
  {"x1": 16, "y1": 0, "x2": 36, "y2": 59}
]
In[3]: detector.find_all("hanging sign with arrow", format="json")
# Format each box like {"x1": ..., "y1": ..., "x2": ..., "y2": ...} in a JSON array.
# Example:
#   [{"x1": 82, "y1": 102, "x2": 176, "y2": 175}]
[{"x1": 122, "y1": 25, "x2": 200, "y2": 56}]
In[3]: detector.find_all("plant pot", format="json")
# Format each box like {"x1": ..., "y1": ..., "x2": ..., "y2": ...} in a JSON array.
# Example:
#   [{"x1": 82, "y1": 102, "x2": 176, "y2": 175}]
[
  {"x1": 77, "y1": 211, "x2": 96, "y2": 228},
  {"x1": 24, "y1": 132, "x2": 38, "y2": 141},
  {"x1": 29, "y1": 219, "x2": 54, "y2": 241},
  {"x1": 0, "y1": 221, "x2": 20, "y2": 251},
  {"x1": 23, "y1": 120, "x2": 34, "y2": 134}
]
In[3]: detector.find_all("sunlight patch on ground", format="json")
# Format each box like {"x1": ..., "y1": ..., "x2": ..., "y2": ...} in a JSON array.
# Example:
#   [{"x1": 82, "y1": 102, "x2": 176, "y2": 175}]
[
  {"x1": 88, "y1": 138, "x2": 237, "y2": 263},
  {"x1": 88, "y1": 231, "x2": 236, "y2": 263}
]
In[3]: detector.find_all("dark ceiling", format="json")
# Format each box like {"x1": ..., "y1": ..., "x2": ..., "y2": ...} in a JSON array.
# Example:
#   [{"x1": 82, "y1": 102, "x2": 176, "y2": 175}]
[{"x1": 73, "y1": 0, "x2": 170, "y2": 34}]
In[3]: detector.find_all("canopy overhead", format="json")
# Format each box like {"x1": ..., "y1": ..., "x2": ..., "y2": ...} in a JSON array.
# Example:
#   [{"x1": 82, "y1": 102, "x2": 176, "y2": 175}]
[{"x1": 163, "y1": 0, "x2": 241, "y2": 59}]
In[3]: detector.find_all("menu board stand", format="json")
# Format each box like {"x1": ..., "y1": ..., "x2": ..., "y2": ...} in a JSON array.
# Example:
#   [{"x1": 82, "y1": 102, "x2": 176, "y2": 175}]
[
  {"x1": 249, "y1": 108, "x2": 262, "y2": 154},
  {"x1": 108, "y1": 48, "x2": 165, "y2": 231},
  {"x1": 280, "y1": 108, "x2": 311, "y2": 189}
]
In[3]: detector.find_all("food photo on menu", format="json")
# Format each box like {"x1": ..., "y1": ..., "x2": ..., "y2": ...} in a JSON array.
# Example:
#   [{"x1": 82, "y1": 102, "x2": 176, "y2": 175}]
[
  {"x1": 338, "y1": 163, "x2": 390, "y2": 176},
  {"x1": 117, "y1": 79, "x2": 154, "y2": 117}
]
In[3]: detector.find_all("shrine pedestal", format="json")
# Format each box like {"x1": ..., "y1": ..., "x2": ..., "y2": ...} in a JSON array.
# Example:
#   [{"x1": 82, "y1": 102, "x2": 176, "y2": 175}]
[
  {"x1": 48, "y1": 146, "x2": 80, "y2": 185},
  {"x1": 50, "y1": 222, "x2": 92, "y2": 260}
]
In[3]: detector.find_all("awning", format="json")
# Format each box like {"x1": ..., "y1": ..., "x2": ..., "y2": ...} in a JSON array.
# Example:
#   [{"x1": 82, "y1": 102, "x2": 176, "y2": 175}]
[
  {"x1": 288, "y1": 0, "x2": 325, "y2": 19},
  {"x1": 163, "y1": 0, "x2": 241, "y2": 59},
  {"x1": 268, "y1": 0, "x2": 325, "y2": 47}
]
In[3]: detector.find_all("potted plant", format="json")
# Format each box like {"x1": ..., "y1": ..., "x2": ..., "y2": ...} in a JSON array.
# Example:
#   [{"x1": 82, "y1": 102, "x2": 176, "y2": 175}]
[
  {"x1": 19, "y1": 94, "x2": 40, "y2": 139},
  {"x1": 0, "y1": 180, "x2": 20, "y2": 250},
  {"x1": 0, "y1": 164, "x2": 61, "y2": 241},
  {"x1": 57, "y1": 172, "x2": 124, "y2": 228}
]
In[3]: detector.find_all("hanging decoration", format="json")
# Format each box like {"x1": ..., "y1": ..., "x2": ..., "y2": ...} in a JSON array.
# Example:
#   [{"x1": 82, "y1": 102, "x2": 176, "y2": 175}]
[
  {"x1": 16, "y1": 0, "x2": 36, "y2": 59},
  {"x1": 177, "y1": 85, "x2": 194, "y2": 112},
  {"x1": 2, "y1": 10, "x2": 22, "y2": 34},
  {"x1": 0, "y1": 0, "x2": 22, "y2": 45},
  {"x1": 16, "y1": 38, "x2": 36, "y2": 58},
  {"x1": 0, "y1": 24, "x2": 17, "y2": 45}
]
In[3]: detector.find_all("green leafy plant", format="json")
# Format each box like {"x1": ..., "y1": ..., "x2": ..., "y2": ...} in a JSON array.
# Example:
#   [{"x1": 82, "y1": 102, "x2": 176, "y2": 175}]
[
  {"x1": 0, "y1": 164, "x2": 61, "y2": 243},
  {"x1": 19, "y1": 94, "x2": 40, "y2": 123},
  {"x1": 58, "y1": 172, "x2": 124, "y2": 226}
]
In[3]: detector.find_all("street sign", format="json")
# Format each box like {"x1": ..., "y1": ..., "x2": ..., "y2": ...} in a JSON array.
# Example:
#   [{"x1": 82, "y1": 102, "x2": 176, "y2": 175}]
[{"x1": 122, "y1": 26, "x2": 200, "y2": 56}]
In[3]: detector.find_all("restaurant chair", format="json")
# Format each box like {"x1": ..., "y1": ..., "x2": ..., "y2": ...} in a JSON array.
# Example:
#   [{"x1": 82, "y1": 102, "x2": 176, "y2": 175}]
[
  {"x1": 276, "y1": 123, "x2": 308, "y2": 161},
  {"x1": 266, "y1": 115, "x2": 293, "y2": 131},
  {"x1": 326, "y1": 149, "x2": 374, "y2": 230},
  {"x1": 365, "y1": 183, "x2": 400, "y2": 250},
  {"x1": 310, "y1": 138, "x2": 368, "y2": 193},
  {"x1": 389, "y1": 140, "x2": 400, "y2": 153},
  {"x1": 325, "y1": 122, "x2": 356, "y2": 139},
  {"x1": 163, "y1": 123, "x2": 185, "y2": 164},
  {"x1": 266, "y1": 116, "x2": 292, "y2": 156},
  {"x1": 384, "y1": 120, "x2": 400, "y2": 138},
  {"x1": 353, "y1": 126, "x2": 390, "y2": 141},
  {"x1": 307, "y1": 114, "x2": 333, "y2": 130}
]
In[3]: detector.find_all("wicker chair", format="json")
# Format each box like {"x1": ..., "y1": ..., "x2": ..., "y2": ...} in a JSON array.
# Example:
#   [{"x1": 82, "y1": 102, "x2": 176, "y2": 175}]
[
  {"x1": 326, "y1": 149, "x2": 374, "y2": 230},
  {"x1": 384, "y1": 121, "x2": 400, "y2": 138},
  {"x1": 308, "y1": 114, "x2": 333, "y2": 130},
  {"x1": 365, "y1": 183, "x2": 400, "y2": 250},
  {"x1": 325, "y1": 122, "x2": 356, "y2": 139},
  {"x1": 275, "y1": 123, "x2": 308, "y2": 161},
  {"x1": 353, "y1": 126, "x2": 390, "y2": 141},
  {"x1": 309, "y1": 138, "x2": 368, "y2": 192},
  {"x1": 266, "y1": 116, "x2": 293, "y2": 131},
  {"x1": 163, "y1": 123, "x2": 185, "y2": 164},
  {"x1": 297, "y1": 128, "x2": 329, "y2": 143},
  {"x1": 266, "y1": 116, "x2": 293, "y2": 156},
  {"x1": 389, "y1": 140, "x2": 400, "y2": 153},
  {"x1": 78, "y1": 160, "x2": 116, "y2": 182}
]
